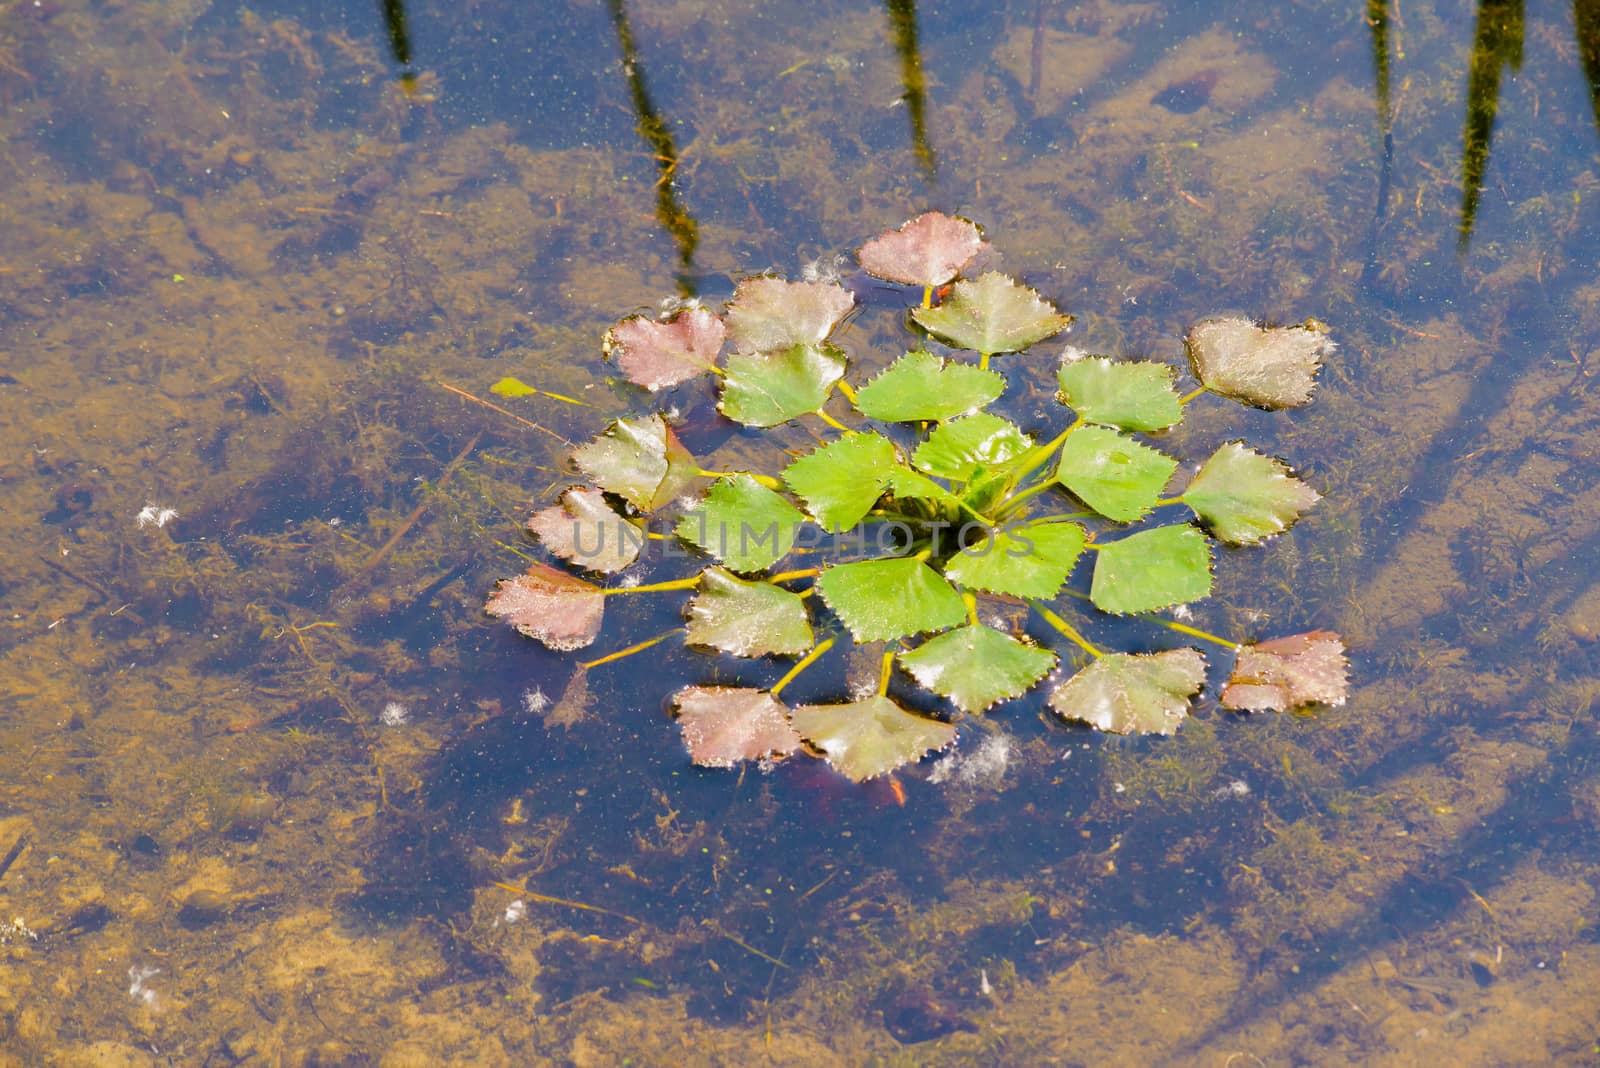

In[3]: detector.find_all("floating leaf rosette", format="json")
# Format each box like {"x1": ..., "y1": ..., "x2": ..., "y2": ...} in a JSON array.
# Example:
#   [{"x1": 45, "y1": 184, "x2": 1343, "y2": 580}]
[{"x1": 487, "y1": 212, "x2": 1351, "y2": 787}]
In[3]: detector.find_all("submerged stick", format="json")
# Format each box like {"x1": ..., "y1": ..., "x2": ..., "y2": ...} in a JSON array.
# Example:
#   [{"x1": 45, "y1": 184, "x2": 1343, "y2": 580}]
[{"x1": 437, "y1": 381, "x2": 570, "y2": 443}]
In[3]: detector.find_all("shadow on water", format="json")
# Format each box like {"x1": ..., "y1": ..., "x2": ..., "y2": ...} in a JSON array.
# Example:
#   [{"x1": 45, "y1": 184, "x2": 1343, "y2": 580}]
[
  {"x1": 345, "y1": 660, "x2": 1013, "y2": 1016},
  {"x1": 1175, "y1": 718, "x2": 1600, "y2": 1058},
  {"x1": 1352, "y1": 0, "x2": 1600, "y2": 577}
]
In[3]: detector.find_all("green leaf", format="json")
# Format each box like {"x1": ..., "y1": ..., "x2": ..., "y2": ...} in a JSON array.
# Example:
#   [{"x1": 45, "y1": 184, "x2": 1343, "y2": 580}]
[
  {"x1": 1182, "y1": 441, "x2": 1321, "y2": 545},
  {"x1": 489, "y1": 376, "x2": 541, "y2": 398},
  {"x1": 1089, "y1": 525, "x2": 1213, "y2": 614},
  {"x1": 672, "y1": 686, "x2": 801, "y2": 767},
  {"x1": 853, "y1": 350, "x2": 1005, "y2": 421},
  {"x1": 911, "y1": 271, "x2": 1073, "y2": 355},
  {"x1": 1056, "y1": 355, "x2": 1182, "y2": 432},
  {"x1": 485, "y1": 563, "x2": 605, "y2": 651},
  {"x1": 960, "y1": 469, "x2": 1011, "y2": 515},
  {"x1": 783, "y1": 432, "x2": 899, "y2": 532},
  {"x1": 572, "y1": 414, "x2": 696, "y2": 512},
  {"x1": 1047, "y1": 648, "x2": 1207, "y2": 735},
  {"x1": 943, "y1": 522, "x2": 1088, "y2": 599},
  {"x1": 719, "y1": 343, "x2": 847, "y2": 427},
  {"x1": 1055, "y1": 425, "x2": 1177, "y2": 522},
  {"x1": 914, "y1": 413, "x2": 1032, "y2": 481},
  {"x1": 526, "y1": 487, "x2": 643, "y2": 574},
  {"x1": 684, "y1": 567, "x2": 814, "y2": 657},
  {"x1": 898, "y1": 624, "x2": 1057, "y2": 713},
  {"x1": 887, "y1": 465, "x2": 958, "y2": 504},
  {"x1": 816, "y1": 557, "x2": 968, "y2": 642},
  {"x1": 724, "y1": 277, "x2": 854, "y2": 352},
  {"x1": 1185, "y1": 317, "x2": 1333, "y2": 409},
  {"x1": 676, "y1": 475, "x2": 808, "y2": 573},
  {"x1": 789, "y1": 695, "x2": 956, "y2": 781}
]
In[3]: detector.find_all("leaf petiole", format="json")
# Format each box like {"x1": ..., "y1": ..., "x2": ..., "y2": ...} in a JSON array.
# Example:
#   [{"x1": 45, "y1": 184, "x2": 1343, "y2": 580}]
[
  {"x1": 1019, "y1": 510, "x2": 1096, "y2": 524},
  {"x1": 602, "y1": 576, "x2": 701, "y2": 595},
  {"x1": 1030, "y1": 602, "x2": 1102, "y2": 658},
  {"x1": 581, "y1": 627, "x2": 681, "y2": 669},
  {"x1": 695, "y1": 468, "x2": 784, "y2": 490},
  {"x1": 1004, "y1": 418, "x2": 1079, "y2": 489},
  {"x1": 770, "y1": 637, "x2": 836, "y2": 697},
  {"x1": 993, "y1": 479, "x2": 1056, "y2": 520},
  {"x1": 767, "y1": 567, "x2": 821, "y2": 583},
  {"x1": 814, "y1": 408, "x2": 851, "y2": 433},
  {"x1": 1148, "y1": 617, "x2": 1239, "y2": 650}
]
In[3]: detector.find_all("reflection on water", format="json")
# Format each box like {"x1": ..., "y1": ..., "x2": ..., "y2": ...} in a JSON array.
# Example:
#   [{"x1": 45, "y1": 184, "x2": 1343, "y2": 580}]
[
  {"x1": 1457, "y1": 0, "x2": 1524, "y2": 251},
  {"x1": 608, "y1": 0, "x2": 700, "y2": 297},
  {"x1": 1, "y1": 0, "x2": 1599, "y2": 1063},
  {"x1": 377, "y1": 0, "x2": 417, "y2": 88},
  {"x1": 885, "y1": 0, "x2": 939, "y2": 183}
]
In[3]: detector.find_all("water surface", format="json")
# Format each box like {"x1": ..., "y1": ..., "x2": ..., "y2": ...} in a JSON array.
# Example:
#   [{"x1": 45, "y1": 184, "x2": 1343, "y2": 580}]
[{"x1": 2, "y1": 0, "x2": 1598, "y2": 1063}]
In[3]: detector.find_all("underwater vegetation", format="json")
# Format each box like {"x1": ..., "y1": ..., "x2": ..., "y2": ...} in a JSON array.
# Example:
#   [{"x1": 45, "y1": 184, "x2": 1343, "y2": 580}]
[{"x1": 487, "y1": 213, "x2": 1349, "y2": 783}]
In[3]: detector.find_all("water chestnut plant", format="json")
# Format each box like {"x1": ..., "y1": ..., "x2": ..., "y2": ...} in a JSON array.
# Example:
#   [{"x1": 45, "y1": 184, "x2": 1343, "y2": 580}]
[{"x1": 487, "y1": 212, "x2": 1349, "y2": 782}]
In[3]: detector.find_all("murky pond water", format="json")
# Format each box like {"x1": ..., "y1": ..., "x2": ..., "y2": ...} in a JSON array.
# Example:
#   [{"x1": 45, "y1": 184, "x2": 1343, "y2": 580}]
[{"x1": 2, "y1": 0, "x2": 1599, "y2": 1064}]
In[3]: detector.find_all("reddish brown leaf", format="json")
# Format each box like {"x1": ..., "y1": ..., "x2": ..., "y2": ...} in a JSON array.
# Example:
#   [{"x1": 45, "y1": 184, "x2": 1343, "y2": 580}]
[
  {"x1": 604, "y1": 306, "x2": 725, "y2": 391},
  {"x1": 858, "y1": 211, "x2": 987, "y2": 287},
  {"x1": 1222, "y1": 630, "x2": 1349, "y2": 711},
  {"x1": 484, "y1": 563, "x2": 604, "y2": 651},
  {"x1": 526, "y1": 487, "x2": 642, "y2": 573},
  {"x1": 672, "y1": 686, "x2": 802, "y2": 768}
]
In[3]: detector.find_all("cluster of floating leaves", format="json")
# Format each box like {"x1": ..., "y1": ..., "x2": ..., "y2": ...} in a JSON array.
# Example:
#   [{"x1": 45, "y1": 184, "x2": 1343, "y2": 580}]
[{"x1": 486, "y1": 212, "x2": 1349, "y2": 784}]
